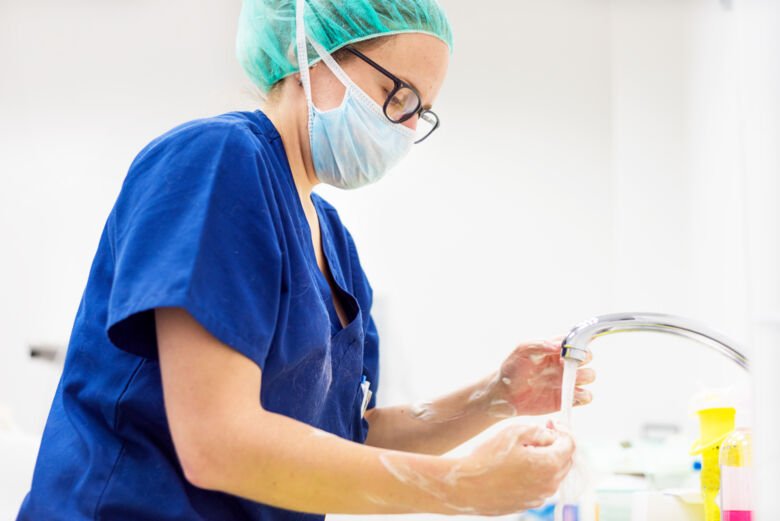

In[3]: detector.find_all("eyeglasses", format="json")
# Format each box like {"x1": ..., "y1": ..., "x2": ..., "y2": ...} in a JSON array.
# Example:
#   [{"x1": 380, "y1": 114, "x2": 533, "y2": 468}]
[{"x1": 343, "y1": 46, "x2": 440, "y2": 144}]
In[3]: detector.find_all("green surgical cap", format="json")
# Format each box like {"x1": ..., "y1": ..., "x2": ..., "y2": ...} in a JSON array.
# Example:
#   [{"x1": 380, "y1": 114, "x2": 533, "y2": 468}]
[{"x1": 236, "y1": 0, "x2": 453, "y2": 93}]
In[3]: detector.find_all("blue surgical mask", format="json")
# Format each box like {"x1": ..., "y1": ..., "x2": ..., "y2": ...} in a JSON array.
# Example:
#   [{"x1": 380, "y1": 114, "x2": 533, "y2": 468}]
[{"x1": 295, "y1": 1, "x2": 416, "y2": 190}]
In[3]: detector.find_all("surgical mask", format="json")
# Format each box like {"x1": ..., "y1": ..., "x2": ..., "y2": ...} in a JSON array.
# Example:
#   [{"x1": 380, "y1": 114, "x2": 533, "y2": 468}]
[{"x1": 295, "y1": 0, "x2": 416, "y2": 190}]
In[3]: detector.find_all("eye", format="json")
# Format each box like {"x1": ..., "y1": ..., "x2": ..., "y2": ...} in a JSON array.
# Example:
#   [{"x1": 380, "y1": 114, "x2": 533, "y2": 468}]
[{"x1": 389, "y1": 94, "x2": 404, "y2": 107}]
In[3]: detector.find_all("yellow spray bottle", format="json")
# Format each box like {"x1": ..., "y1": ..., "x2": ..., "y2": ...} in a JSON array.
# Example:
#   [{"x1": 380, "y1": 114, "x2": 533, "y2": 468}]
[{"x1": 690, "y1": 407, "x2": 736, "y2": 521}]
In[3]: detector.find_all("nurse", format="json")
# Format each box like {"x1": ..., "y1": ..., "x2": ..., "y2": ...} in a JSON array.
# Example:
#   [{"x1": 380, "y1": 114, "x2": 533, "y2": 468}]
[{"x1": 18, "y1": 0, "x2": 595, "y2": 519}]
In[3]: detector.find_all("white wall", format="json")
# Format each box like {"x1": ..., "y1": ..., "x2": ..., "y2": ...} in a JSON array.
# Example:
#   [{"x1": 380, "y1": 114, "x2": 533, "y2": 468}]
[
  {"x1": 607, "y1": 3, "x2": 779, "y2": 517},
  {"x1": 1, "y1": 0, "x2": 776, "y2": 518},
  {"x1": 0, "y1": 0, "x2": 252, "y2": 433},
  {"x1": 738, "y1": 0, "x2": 780, "y2": 517},
  {"x1": 600, "y1": 0, "x2": 754, "y2": 444}
]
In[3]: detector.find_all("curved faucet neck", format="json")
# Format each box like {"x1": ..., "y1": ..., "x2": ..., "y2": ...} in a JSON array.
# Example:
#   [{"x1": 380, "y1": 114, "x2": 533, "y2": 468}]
[{"x1": 561, "y1": 312, "x2": 749, "y2": 370}]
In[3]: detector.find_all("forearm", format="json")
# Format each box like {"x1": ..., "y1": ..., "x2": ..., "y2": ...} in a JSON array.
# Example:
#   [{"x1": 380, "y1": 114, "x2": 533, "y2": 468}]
[
  {"x1": 364, "y1": 371, "x2": 512, "y2": 455},
  {"x1": 155, "y1": 306, "x2": 490, "y2": 514},
  {"x1": 192, "y1": 407, "x2": 458, "y2": 515}
]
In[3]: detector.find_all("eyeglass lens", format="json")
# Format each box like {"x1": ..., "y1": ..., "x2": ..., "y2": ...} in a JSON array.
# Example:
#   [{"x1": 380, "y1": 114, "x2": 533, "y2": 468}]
[
  {"x1": 385, "y1": 86, "x2": 420, "y2": 122},
  {"x1": 413, "y1": 110, "x2": 438, "y2": 143}
]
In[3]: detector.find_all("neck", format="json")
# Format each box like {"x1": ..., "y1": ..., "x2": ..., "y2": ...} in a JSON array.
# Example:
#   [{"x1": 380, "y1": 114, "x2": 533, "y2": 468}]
[{"x1": 263, "y1": 91, "x2": 319, "y2": 203}]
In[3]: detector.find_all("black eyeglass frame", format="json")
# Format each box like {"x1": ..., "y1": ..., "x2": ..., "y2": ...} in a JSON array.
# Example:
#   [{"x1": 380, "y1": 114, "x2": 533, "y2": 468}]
[{"x1": 343, "y1": 46, "x2": 440, "y2": 144}]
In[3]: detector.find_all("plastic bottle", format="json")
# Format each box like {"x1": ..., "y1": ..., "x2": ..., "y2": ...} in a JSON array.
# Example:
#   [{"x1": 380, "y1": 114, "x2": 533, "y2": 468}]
[
  {"x1": 719, "y1": 428, "x2": 753, "y2": 521},
  {"x1": 690, "y1": 407, "x2": 736, "y2": 521}
]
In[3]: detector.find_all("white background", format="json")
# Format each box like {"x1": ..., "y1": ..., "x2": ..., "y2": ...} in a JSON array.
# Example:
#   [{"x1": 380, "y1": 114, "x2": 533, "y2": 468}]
[{"x1": 0, "y1": 0, "x2": 777, "y2": 518}]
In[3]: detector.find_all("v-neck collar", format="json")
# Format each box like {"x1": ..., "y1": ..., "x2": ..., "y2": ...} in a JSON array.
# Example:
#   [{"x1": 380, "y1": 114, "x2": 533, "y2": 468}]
[
  {"x1": 264, "y1": 108, "x2": 362, "y2": 336},
  {"x1": 309, "y1": 196, "x2": 363, "y2": 335}
]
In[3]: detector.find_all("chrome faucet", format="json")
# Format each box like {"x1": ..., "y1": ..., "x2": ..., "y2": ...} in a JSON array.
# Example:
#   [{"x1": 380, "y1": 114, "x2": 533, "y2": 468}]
[{"x1": 561, "y1": 312, "x2": 749, "y2": 370}]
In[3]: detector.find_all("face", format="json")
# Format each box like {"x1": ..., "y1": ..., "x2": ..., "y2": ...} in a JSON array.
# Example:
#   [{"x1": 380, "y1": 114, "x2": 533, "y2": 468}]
[{"x1": 307, "y1": 33, "x2": 450, "y2": 131}]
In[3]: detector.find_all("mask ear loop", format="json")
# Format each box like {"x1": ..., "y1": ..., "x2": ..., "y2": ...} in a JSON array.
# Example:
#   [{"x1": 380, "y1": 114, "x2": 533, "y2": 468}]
[
  {"x1": 295, "y1": 0, "x2": 314, "y2": 140},
  {"x1": 294, "y1": 0, "x2": 311, "y2": 100},
  {"x1": 295, "y1": 0, "x2": 413, "y2": 138},
  {"x1": 295, "y1": 0, "x2": 358, "y2": 122},
  {"x1": 307, "y1": 39, "x2": 353, "y2": 90},
  {"x1": 296, "y1": 0, "x2": 352, "y2": 100},
  {"x1": 309, "y1": 38, "x2": 392, "y2": 121},
  {"x1": 295, "y1": 3, "x2": 358, "y2": 104}
]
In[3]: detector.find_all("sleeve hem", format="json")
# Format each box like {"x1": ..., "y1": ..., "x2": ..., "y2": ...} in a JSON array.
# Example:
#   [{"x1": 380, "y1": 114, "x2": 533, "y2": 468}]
[{"x1": 106, "y1": 289, "x2": 271, "y2": 370}]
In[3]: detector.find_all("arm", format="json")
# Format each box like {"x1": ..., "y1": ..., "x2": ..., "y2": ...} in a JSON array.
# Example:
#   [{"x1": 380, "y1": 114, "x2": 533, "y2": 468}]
[
  {"x1": 363, "y1": 371, "x2": 507, "y2": 455},
  {"x1": 156, "y1": 307, "x2": 577, "y2": 515},
  {"x1": 364, "y1": 337, "x2": 596, "y2": 456},
  {"x1": 155, "y1": 306, "x2": 453, "y2": 515}
]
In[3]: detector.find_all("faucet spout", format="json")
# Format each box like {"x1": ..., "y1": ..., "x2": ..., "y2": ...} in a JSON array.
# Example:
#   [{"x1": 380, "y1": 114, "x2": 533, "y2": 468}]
[{"x1": 561, "y1": 312, "x2": 749, "y2": 370}]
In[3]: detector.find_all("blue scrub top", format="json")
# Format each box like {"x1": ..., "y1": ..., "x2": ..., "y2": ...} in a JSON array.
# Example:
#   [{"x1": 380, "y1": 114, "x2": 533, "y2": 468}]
[{"x1": 17, "y1": 110, "x2": 380, "y2": 521}]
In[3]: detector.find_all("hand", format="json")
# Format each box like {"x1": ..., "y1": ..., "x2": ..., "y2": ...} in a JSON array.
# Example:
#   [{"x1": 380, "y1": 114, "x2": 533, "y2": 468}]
[
  {"x1": 444, "y1": 423, "x2": 575, "y2": 515},
  {"x1": 492, "y1": 335, "x2": 595, "y2": 417}
]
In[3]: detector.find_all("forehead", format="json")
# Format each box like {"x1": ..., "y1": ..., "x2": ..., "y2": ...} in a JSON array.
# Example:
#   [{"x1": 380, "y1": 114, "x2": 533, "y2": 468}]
[{"x1": 362, "y1": 33, "x2": 449, "y2": 105}]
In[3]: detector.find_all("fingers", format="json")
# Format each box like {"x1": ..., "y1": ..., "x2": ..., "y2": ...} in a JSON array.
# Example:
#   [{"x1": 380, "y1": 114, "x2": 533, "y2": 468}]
[
  {"x1": 522, "y1": 335, "x2": 566, "y2": 352},
  {"x1": 546, "y1": 426, "x2": 573, "y2": 474},
  {"x1": 548, "y1": 334, "x2": 566, "y2": 345},
  {"x1": 520, "y1": 343, "x2": 561, "y2": 357},
  {"x1": 513, "y1": 424, "x2": 557, "y2": 447},
  {"x1": 526, "y1": 429, "x2": 575, "y2": 471},
  {"x1": 553, "y1": 452, "x2": 575, "y2": 484},
  {"x1": 547, "y1": 419, "x2": 570, "y2": 434},
  {"x1": 572, "y1": 357, "x2": 595, "y2": 406},
  {"x1": 575, "y1": 367, "x2": 596, "y2": 385},
  {"x1": 580, "y1": 348, "x2": 594, "y2": 366},
  {"x1": 574, "y1": 387, "x2": 593, "y2": 406},
  {"x1": 516, "y1": 334, "x2": 584, "y2": 361},
  {"x1": 528, "y1": 423, "x2": 574, "y2": 451},
  {"x1": 549, "y1": 429, "x2": 575, "y2": 458},
  {"x1": 521, "y1": 335, "x2": 595, "y2": 363}
]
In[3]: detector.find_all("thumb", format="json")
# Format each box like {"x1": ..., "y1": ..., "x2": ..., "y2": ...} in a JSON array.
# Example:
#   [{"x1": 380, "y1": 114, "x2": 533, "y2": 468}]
[{"x1": 513, "y1": 424, "x2": 557, "y2": 447}]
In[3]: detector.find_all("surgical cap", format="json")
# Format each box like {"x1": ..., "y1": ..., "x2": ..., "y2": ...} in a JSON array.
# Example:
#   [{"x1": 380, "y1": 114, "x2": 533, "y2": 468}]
[{"x1": 236, "y1": 0, "x2": 454, "y2": 93}]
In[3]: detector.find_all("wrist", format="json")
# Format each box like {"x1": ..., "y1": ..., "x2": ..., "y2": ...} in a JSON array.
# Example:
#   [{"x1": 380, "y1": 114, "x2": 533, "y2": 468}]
[
  {"x1": 376, "y1": 450, "x2": 473, "y2": 515},
  {"x1": 439, "y1": 456, "x2": 467, "y2": 514},
  {"x1": 436, "y1": 454, "x2": 482, "y2": 515},
  {"x1": 473, "y1": 371, "x2": 516, "y2": 420}
]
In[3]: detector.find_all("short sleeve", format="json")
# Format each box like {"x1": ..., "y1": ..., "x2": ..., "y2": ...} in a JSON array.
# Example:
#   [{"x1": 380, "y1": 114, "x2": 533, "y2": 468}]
[{"x1": 105, "y1": 120, "x2": 282, "y2": 369}]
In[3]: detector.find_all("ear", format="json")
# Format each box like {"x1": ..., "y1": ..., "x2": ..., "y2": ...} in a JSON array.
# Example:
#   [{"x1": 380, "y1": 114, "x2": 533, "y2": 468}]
[{"x1": 296, "y1": 63, "x2": 319, "y2": 86}]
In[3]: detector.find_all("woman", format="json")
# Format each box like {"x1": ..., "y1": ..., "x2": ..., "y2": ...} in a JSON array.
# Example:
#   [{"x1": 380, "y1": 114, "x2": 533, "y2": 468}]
[{"x1": 18, "y1": 0, "x2": 595, "y2": 518}]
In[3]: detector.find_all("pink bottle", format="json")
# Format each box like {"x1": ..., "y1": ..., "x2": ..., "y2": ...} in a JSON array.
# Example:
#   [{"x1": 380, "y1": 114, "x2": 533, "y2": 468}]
[{"x1": 719, "y1": 428, "x2": 753, "y2": 521}]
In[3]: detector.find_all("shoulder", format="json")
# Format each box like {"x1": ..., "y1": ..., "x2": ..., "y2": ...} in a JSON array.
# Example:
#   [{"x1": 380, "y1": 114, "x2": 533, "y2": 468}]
[
  {"x1": 113, "y1": 111, "x2": 286, "y2": 231},
  {"x1": 120, "y1": 111, "x2": 286, "y2": 201},
  {"x1": 130, "y1": 111, "x2": 279, "y2": 170}
]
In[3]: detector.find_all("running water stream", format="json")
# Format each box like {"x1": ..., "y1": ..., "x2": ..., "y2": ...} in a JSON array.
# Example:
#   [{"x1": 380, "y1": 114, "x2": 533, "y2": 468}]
[
  {"x1": 556, "y1": 357, "x2": 581, "y2": 521},
  {"x1": 560, "y1": 357, "x2": 579, "y2": 429}
]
